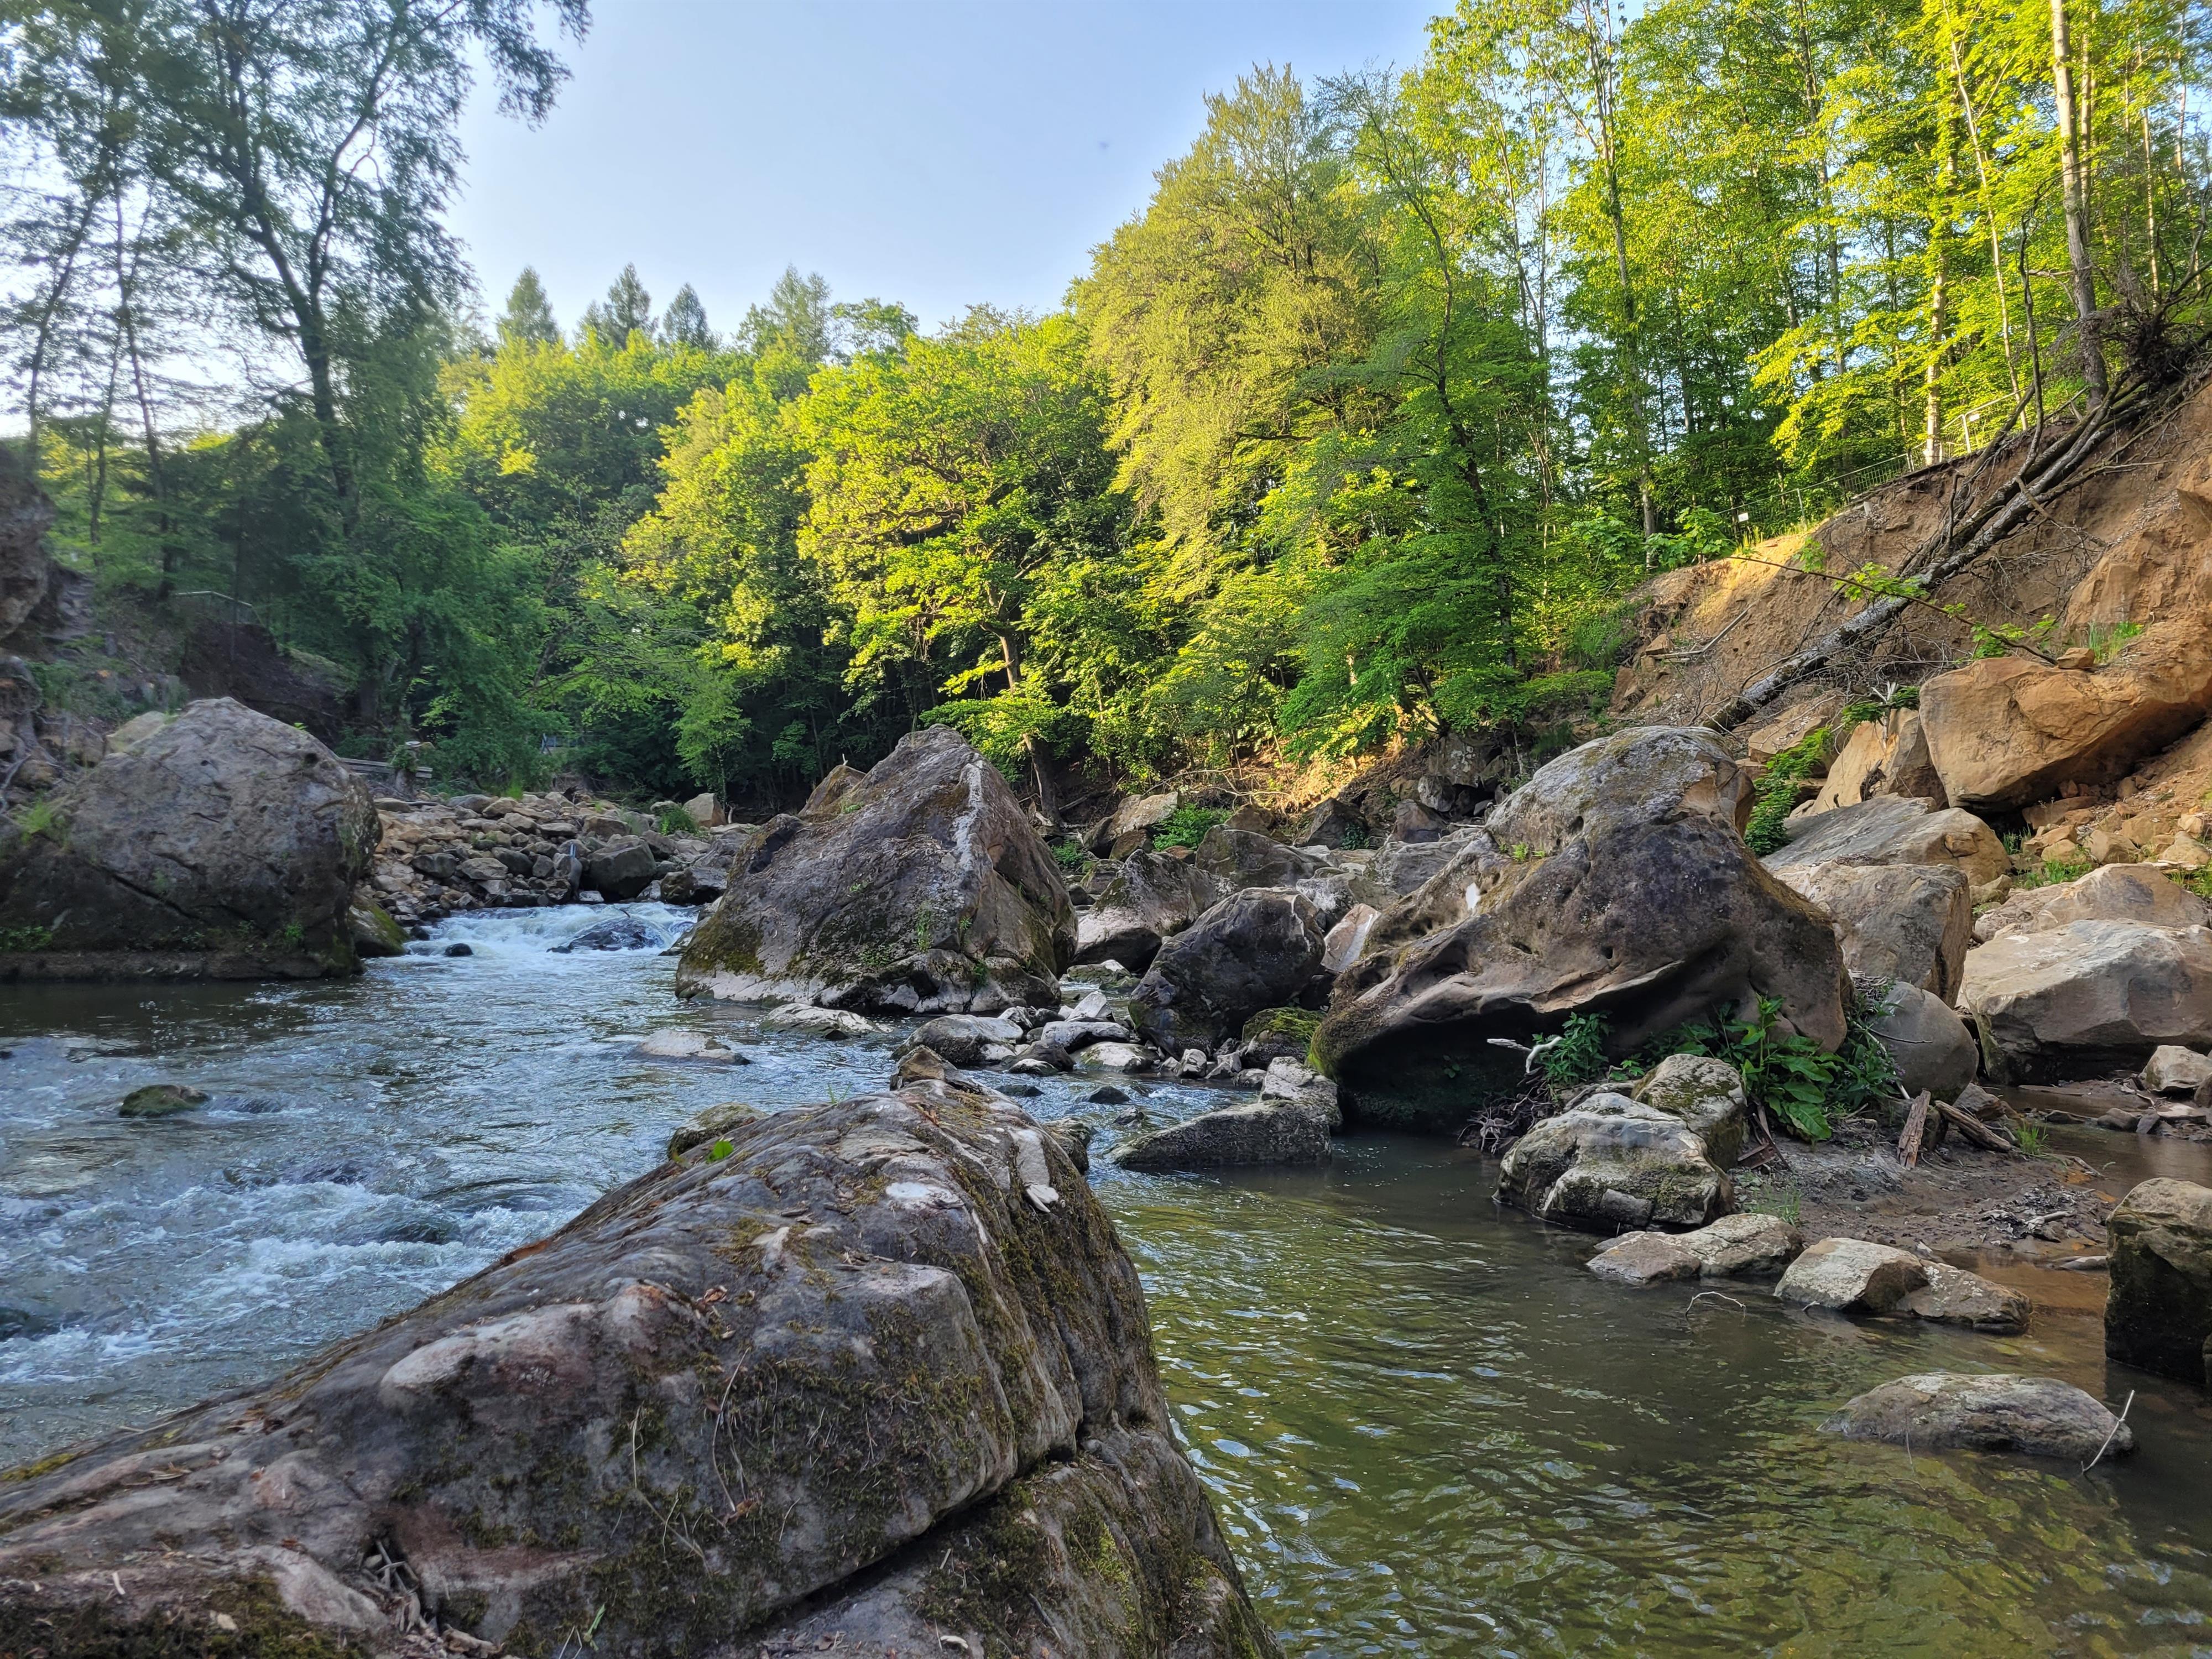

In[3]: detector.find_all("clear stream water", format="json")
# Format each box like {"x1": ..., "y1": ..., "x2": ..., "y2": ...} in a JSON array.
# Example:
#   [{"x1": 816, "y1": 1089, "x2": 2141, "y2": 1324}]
[{"x1": 4, "y1": 907, "x2": 2211, "y2": 1657}]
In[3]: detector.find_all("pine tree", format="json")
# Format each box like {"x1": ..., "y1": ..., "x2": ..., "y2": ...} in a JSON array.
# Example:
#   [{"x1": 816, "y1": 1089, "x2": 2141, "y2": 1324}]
[
  {"x1": 661, "y1": 283, "x2": 715, "y2": 349},
  {"x1": 582, "y1": 263, "x2": 655, "y2": 343},
  {"x1": 496, "y1": 267, "x2": 561, "y2": 349}
]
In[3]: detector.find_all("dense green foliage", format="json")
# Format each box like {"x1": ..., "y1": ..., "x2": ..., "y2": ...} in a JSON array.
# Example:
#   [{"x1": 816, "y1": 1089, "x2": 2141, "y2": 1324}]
[{"x1": 4, "y1": 0, "x2": 2205, "y2": 796}]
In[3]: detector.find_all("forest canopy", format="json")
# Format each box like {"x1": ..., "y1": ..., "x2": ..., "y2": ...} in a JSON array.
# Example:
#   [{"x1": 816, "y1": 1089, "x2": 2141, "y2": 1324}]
[{"x1": 4, "y1": 0, "x2": 2206, "y2": 801}]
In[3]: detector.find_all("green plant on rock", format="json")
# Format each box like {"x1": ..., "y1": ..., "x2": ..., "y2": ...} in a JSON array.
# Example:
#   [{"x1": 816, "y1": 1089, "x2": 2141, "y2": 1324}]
[
  {"x1": 1537, "y1": 1012, "x2": 1613, "y2": 1091},
  {"x1": 2012, "y1": 1119, "x2": 2051, "y2": 1157},
  {"x1": 2015, "y1": 853, "x2": 2093, "y2": 890},
  {"x1": 0, "y1": 924, "x2": 56, "y2": 953},
  {"x1": 1650, "y1": 995, "x2": 1863, "y2": 1142},
  {"x1": 15, "y1": 797, "x2": 65, "y2": 842},
  {"x1": 1151, "y1": 805, "x2": 1227, "y2": 850},
  {"x1": 1743, "y1": 728, "x2": 1832, "y2": 857},
  {"x1": 1739, "y1": 1172, "x2": 1803, "y2": 1226},
  {"x1": 1051, "y1": 840, "x2": 1094, "y2": 880},
  {"x1": 657, "y1": 806, "x2": 701, "y2": 834}
]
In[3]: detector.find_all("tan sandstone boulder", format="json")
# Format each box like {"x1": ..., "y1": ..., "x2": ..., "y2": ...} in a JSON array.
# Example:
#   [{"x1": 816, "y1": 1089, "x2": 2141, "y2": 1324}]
[
  {"x1": 1960, "y1": 920, "x2": 2212, "y2": 1081},
  {"x1": 1921, "y1": 619, "x2": 2212, "y2": 811},
  {"x1": 1973, "y1": 863, "x2": 2211, "y2": 944}
]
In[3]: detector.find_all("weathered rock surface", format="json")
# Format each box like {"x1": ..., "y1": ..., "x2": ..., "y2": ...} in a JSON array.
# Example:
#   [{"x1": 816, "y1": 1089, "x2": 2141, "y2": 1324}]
[
  {"x1": 1192, "y1": 826, "x2": 1355, "y2": 925},
  {"x1": 1776, "y1": 860, "x2": 1973, "y2": 1004},
  {"x1": 900, "y1": 1013, "x2": 1025, "y2": 1068},
  {"x1": 1497, "y1": 1094, "x2": 1734, "y2": 1233},
  {"x1": 1128, "y1": 888, "x2": 1325, "y2": 1052},
  {"x1": 676, "y1": 727, "x2": 1073, "y2": 1014},
  {"x1": 2145, "y1": 1044, "x2": 2212, "y2": 1095},
  {"x1": 1321, "y1": 901, "x2": 1380, "y2": 973},
  {"x1": 1319, "y1": 729, "x2": 1847, "y2": 1131},
  {"x1": 0, "y1": 697, "x2": 378, "y2": 980},
  {"x1": 1959, "y1": 920, "x2": 2212, "y2": 1082},
  {"x1": 1865, "y1": 981, "x2": 1980, "y2": 1099},
  {"x1": 2105, "y1": 1177, "x2": 2212, "y2": 1385},
  {"x1": 1587, "y1": 1211, "x2": 1803, "y2": 1283},
  {"x1": 1973, "y1": 863, "x2": 2211, "y2": 945},
  {"x1": 1629, "y1": 1054, "x2": 1749, "y2": 1167},
  {"x1": 1765, "y1": 795, "x2": 2009, "y2": 889},
  {"x1": 1898, "y1": 1261, "x2": 2031, "y2": 1333},
  {"x1": 1774, "y1": 1237, "x2": 1929, "y2": 1313},
  {"x1": 1113, "y1": 1097, "x2": 1331, "y2": 1171},
  {"x1": 1921, "y1": 619, "x2": 2212, "y2": 811},
  {"x1": 0, "y1": 1092, "x2": 1278, "y2": 1658},
  {"x1": 1822, "y1": 1373, "x2": 2133, "y2": 1460},
  {"x1": 1810, "y1": 709, "x2": 1947, "y2": 811},
  {"x1": 1074, "y1": 851, "x2": 1225, "y2": 969},
  {"x1": 585, "y1": 839, "x2": 658, "y2": 902}
]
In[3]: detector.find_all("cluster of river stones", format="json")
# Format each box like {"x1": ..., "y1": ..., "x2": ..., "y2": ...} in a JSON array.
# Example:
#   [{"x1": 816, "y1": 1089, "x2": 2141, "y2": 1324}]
[{"x1": 7, "y1": 703, "x2": 2212, "y2": 1655}]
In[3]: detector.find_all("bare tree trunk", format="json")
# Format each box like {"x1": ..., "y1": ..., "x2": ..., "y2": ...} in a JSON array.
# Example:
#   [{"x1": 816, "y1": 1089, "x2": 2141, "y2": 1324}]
[{"x1": 2050, "y1": 0, "x2": 2108, "y2": 405}]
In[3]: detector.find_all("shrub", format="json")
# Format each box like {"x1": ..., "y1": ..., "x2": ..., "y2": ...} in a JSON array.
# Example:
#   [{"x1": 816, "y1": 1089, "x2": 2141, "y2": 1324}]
[
  {"x1": 1743, "y1": 727, "x2": 1831, "y2": 856},
  {"x1": 656, "y1": 806, "x2": 701, "y2": 835},
  {"x1": 1151, "y1": 805, "x2": 1227, "y2": 850},
  {"x1": 1537, "y1": 1012, "x2": 1612, "y2": 1090}
]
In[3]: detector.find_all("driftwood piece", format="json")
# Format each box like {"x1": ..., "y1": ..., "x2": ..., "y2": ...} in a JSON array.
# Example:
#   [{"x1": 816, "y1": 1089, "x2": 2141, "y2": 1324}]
[
  {"x1": 1898, "y1": 1091, "x2": 1933, "y2": 1167},
  {"x1": 1936, "y1": 1098, "x2": 2017, "y2": 1152}
]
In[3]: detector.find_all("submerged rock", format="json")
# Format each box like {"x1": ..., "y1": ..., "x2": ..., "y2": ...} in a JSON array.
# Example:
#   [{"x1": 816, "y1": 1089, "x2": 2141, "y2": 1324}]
[
  {"x1": 551, "y1": 915, "x2": 662, "y2": 953},
  {"x1": 1583, "y1": 1211, "x2": 1806, "y2": 1283},
  {"x1": 2104, "y1": 1177, "x2": 2212, "y2": 1385},
  {"x1": 632, "y1": 1028, "x2": 747, "y2": 1064},
  {"x1": 676, "y1": 727, "x2": 1073, "y2": 1015},
  {"x1": 117, "y1": 1084, "x2": 208, "y2": 1118},
  {"x1": 1823, "y1": 1373, "x2": 2133, "y2": 1461},
  {"x1": 764, "y1": 1003, "x2": 878, "y2": 1038},
  {"x1": 1497, "y1": 1094, "x2": 1734, "y2": 1233},
  {"x1": 1319, "y1": 729, "x2": 1846, "y2": 1132},
  {"x1": 0, "y1": 697, "x2": 378, "y2": 980},
  {"x1": 0, "y1": 1092, "x2": 1278, "y2": 1658},
  {"x1": 1898, "y1": 1261, "x2": 2031, "y2": 1334}
]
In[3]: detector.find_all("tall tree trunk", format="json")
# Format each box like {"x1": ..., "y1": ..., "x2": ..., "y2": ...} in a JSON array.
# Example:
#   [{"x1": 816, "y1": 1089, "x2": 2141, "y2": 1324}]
[
  {"x1": 1923, "y1": 86, "x2": 1957, "y2": 466},
  {"x1": 997, "y1": 633, "x2": 1058, "y2": 825},
  {"x1": 2050, "y1": 0, "x2": 2108, "y2": 406}
]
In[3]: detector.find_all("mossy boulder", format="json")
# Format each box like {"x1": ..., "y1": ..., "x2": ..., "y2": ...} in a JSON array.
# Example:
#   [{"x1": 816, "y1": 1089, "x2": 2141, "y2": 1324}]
[
  {"x1": 676, "y1": 727, "x2": 1073, "y2": 1015},
  {"x1": 1496, "y1": 1093, "x2": 1734, "y2": 1233},
  {"x1": 0, "y1": 1089, "x2": 1275, "y2": 1658},
  {"x1": 0, "y1": 697, "x2": 378, "y2": 981},
  {"x1": 117, "y1": 1084, "x2": 208, "y2": 1118},
  {"x1": 2105, "y1": 1177, "x2": 2212, "y2": 1385}
]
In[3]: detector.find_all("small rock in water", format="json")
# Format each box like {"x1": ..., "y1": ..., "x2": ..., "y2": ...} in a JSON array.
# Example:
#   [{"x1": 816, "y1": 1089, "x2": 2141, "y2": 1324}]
[
  {"x1": 0, "y1": 1306, "x2": 59, "y2": 1341},
  {"x1": 999, "y1": 1082, "x2": 1043, "y2": 1098},
  {"x1": 763, "y1": 1003, "x2": 878, "y2": 1039},
  {"x1": 632, "y1": 1029, "x2": 747, "y2": 1064},
  {"x1": 1823, "y1": 1372, "x2": 2133, "y2": 1461},
  {"x1": 1087, "y1": 1086, "x2": 1130, "y2": 1105},
  {"x1": 552, "y1": 916, "x2": 661, "y2": 953},
  {"x1": 118, "y1": 1084, "x2": 208, "y2": 1119},
  {"x1": 443, "y1": 942, "x2": 473, "y2": 957}
]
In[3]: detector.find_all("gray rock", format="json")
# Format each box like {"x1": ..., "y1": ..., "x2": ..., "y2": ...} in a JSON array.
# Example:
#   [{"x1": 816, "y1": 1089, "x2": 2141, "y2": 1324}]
[
  {"x1": 1774, "y1": 1237, "x2": 1929, "y2": 1313},
  {"x1": 1629, "y1": 1054, "x2": 1749, "y2": 1167},
  {"x1": 1045, "y1": 1117, "x2": 1095, "y2": 1174},
  {"x1": 1129, "y1": 888, "x2": 1326, "y2": 1052},
  {"x1": 584, "y1": 838, "x2": 658, "y2": 902},
  {"x1": 1898, "y1": 1261, "x2": 2031, "y2": 1333},
  {"x1": 1322, "y1": 901, "x2": 1380, "y2": 973},
  {"x1": 1074, "y1": 851, "x2": 1225, "y2": 970},
  {"x1": 1079, "y1": 1041, "x2": 1155, "y2": 1073},
  {"x1": 676, "y1": 727, "x2": 1073, "y2": 1015},
  {"x1": 0, "y1": 697, "x2": 378, "y2": 978},
  {"x1": 1960, "y1": 920, "x2": 2212, "y2": 1083},
  {"x1": 1776, "y1": 860, "x2": 1974, "y2": 1004},
  {"x1": 1765, "y1": 795, "x2": 2010, "y2": 889},
  {"x1": 1497, "y1": 1094, "x2": 1734, "y2": 1233},
  {"x1": 1193, "y1": 827, "x2": 1354, "y2": 924},
  {"x1": 1677, "y1": 1211, "x2": 1804, "y2": 1277},
  {"x1": 764, "y1": 1003, "x2": 879, "y2": 1038},
  {"x1": 1260, "y1": 1057, "x2": 1342, "y2": 1130},
  {"x1": 1036, "y1": 1019, "x2": 1135, "y2": 1053},
  {"x1": 1115, "y1": 1098, "x2": 1331, "y2": 1171},
  {"x1": 2105, "y1": 1177, "x2": 2212, "y2": 1384},
  {"x1": 1823, "y1": 1373, "x2": 2132, "y2": 1460},
  {"x1": 632, "y1": 1028, "x2": 747, "y2": 1063},
  {"x1": 0, "y1": 1092, "x2": 1277, "y2": 1658},
  {"x1": 1865, "y1": 982, "x2": 1980, "y2": 1100},
  {"x1": 551, "y1": 914, "x2": 662, "y2": 953},
  {"x1": 1322, "y1": 729, "x2": 1846, "y2": 1131},
  {"x1": 665, "y1": 1100, "x2": 767, "y2": 1157},
  {"x1": 902, "y1": 1013, "x2": 1026, "y2": 1068},
  {"x1": 2144, "y1": 1044, "x2": 2212, "y2": 1095}
]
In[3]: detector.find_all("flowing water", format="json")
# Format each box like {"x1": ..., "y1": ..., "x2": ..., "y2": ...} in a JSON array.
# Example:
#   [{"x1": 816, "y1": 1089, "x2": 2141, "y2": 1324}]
[{"x1": 5, "y1": 907, "x2": 2212, "y2": 1656}]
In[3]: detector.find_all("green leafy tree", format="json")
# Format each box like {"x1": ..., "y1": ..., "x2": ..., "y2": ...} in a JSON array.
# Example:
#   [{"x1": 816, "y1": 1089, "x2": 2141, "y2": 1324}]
[{"x1": 497, "y1": 267, "x2": 562, "y2": 349}]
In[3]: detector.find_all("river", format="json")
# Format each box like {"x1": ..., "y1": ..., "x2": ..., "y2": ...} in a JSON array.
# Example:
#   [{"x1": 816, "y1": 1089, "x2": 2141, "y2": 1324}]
[{"x1": 4, "y1": 906, "x2": 2210, "y2": 1656}]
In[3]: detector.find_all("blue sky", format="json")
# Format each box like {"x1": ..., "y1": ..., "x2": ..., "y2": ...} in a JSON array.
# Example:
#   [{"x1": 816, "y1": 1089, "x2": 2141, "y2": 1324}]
[{"x1": 452, "y1": 1, "x2": 1437, "y2": 338}]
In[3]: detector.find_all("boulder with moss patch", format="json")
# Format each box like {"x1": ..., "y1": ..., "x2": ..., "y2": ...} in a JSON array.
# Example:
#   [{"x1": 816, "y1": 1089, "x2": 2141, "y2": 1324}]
[
  {"x1": 1496, "y1": 1093, "x2": 1734, "y2": 1233},
  {"x1": 0, "y1": 1089, "x2": 1277, "y2": 1658},
  {"x1": 675, "y1": 727, "x2": 1074, "y2": 1015}
]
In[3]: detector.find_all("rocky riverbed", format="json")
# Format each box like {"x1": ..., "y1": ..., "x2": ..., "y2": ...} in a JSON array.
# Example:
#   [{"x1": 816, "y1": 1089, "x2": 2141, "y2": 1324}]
[{"x1": 7, "y1": 909, "x2": 2212, "y2": 1655}]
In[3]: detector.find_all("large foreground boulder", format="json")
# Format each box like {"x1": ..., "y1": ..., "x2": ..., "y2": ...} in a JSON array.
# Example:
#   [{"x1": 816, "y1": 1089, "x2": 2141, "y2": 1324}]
[
  {"x1": 1496, "y1": 1094, "x2": 1734, "y2": 1233},
  {"x1": 1921, "y1": 619, "x2": 2212, "y2": 811},
  {"x1": 1074, "y1": 851, "x2": 1225, "y2": 969},
  {"x1": 0, "y1": 697, "x2": 378, "y2": 979},
  {"x1": 2105, "y1": 1177, "x2": 2212, "y2": 1385},
  {"x1": 675, "y1": 727, "x2": 1073, "y2": 1014},
  {"x1": 1823, "y1": 1374, "x2": 2133, "y2": 1461},
  {"x1": 1127, "y1": 888, "x2": 1326, "y2": 1051},
  {"x1": 0, "y1": 1091, "x2": 1277, "y2": 1658},
  {"x1": 1317, "y1": 729, "x2": 1847, "y2": 1131},
  {"x1": 1959, "y1": 920, "x2": 2212, "y2": 1082}
]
